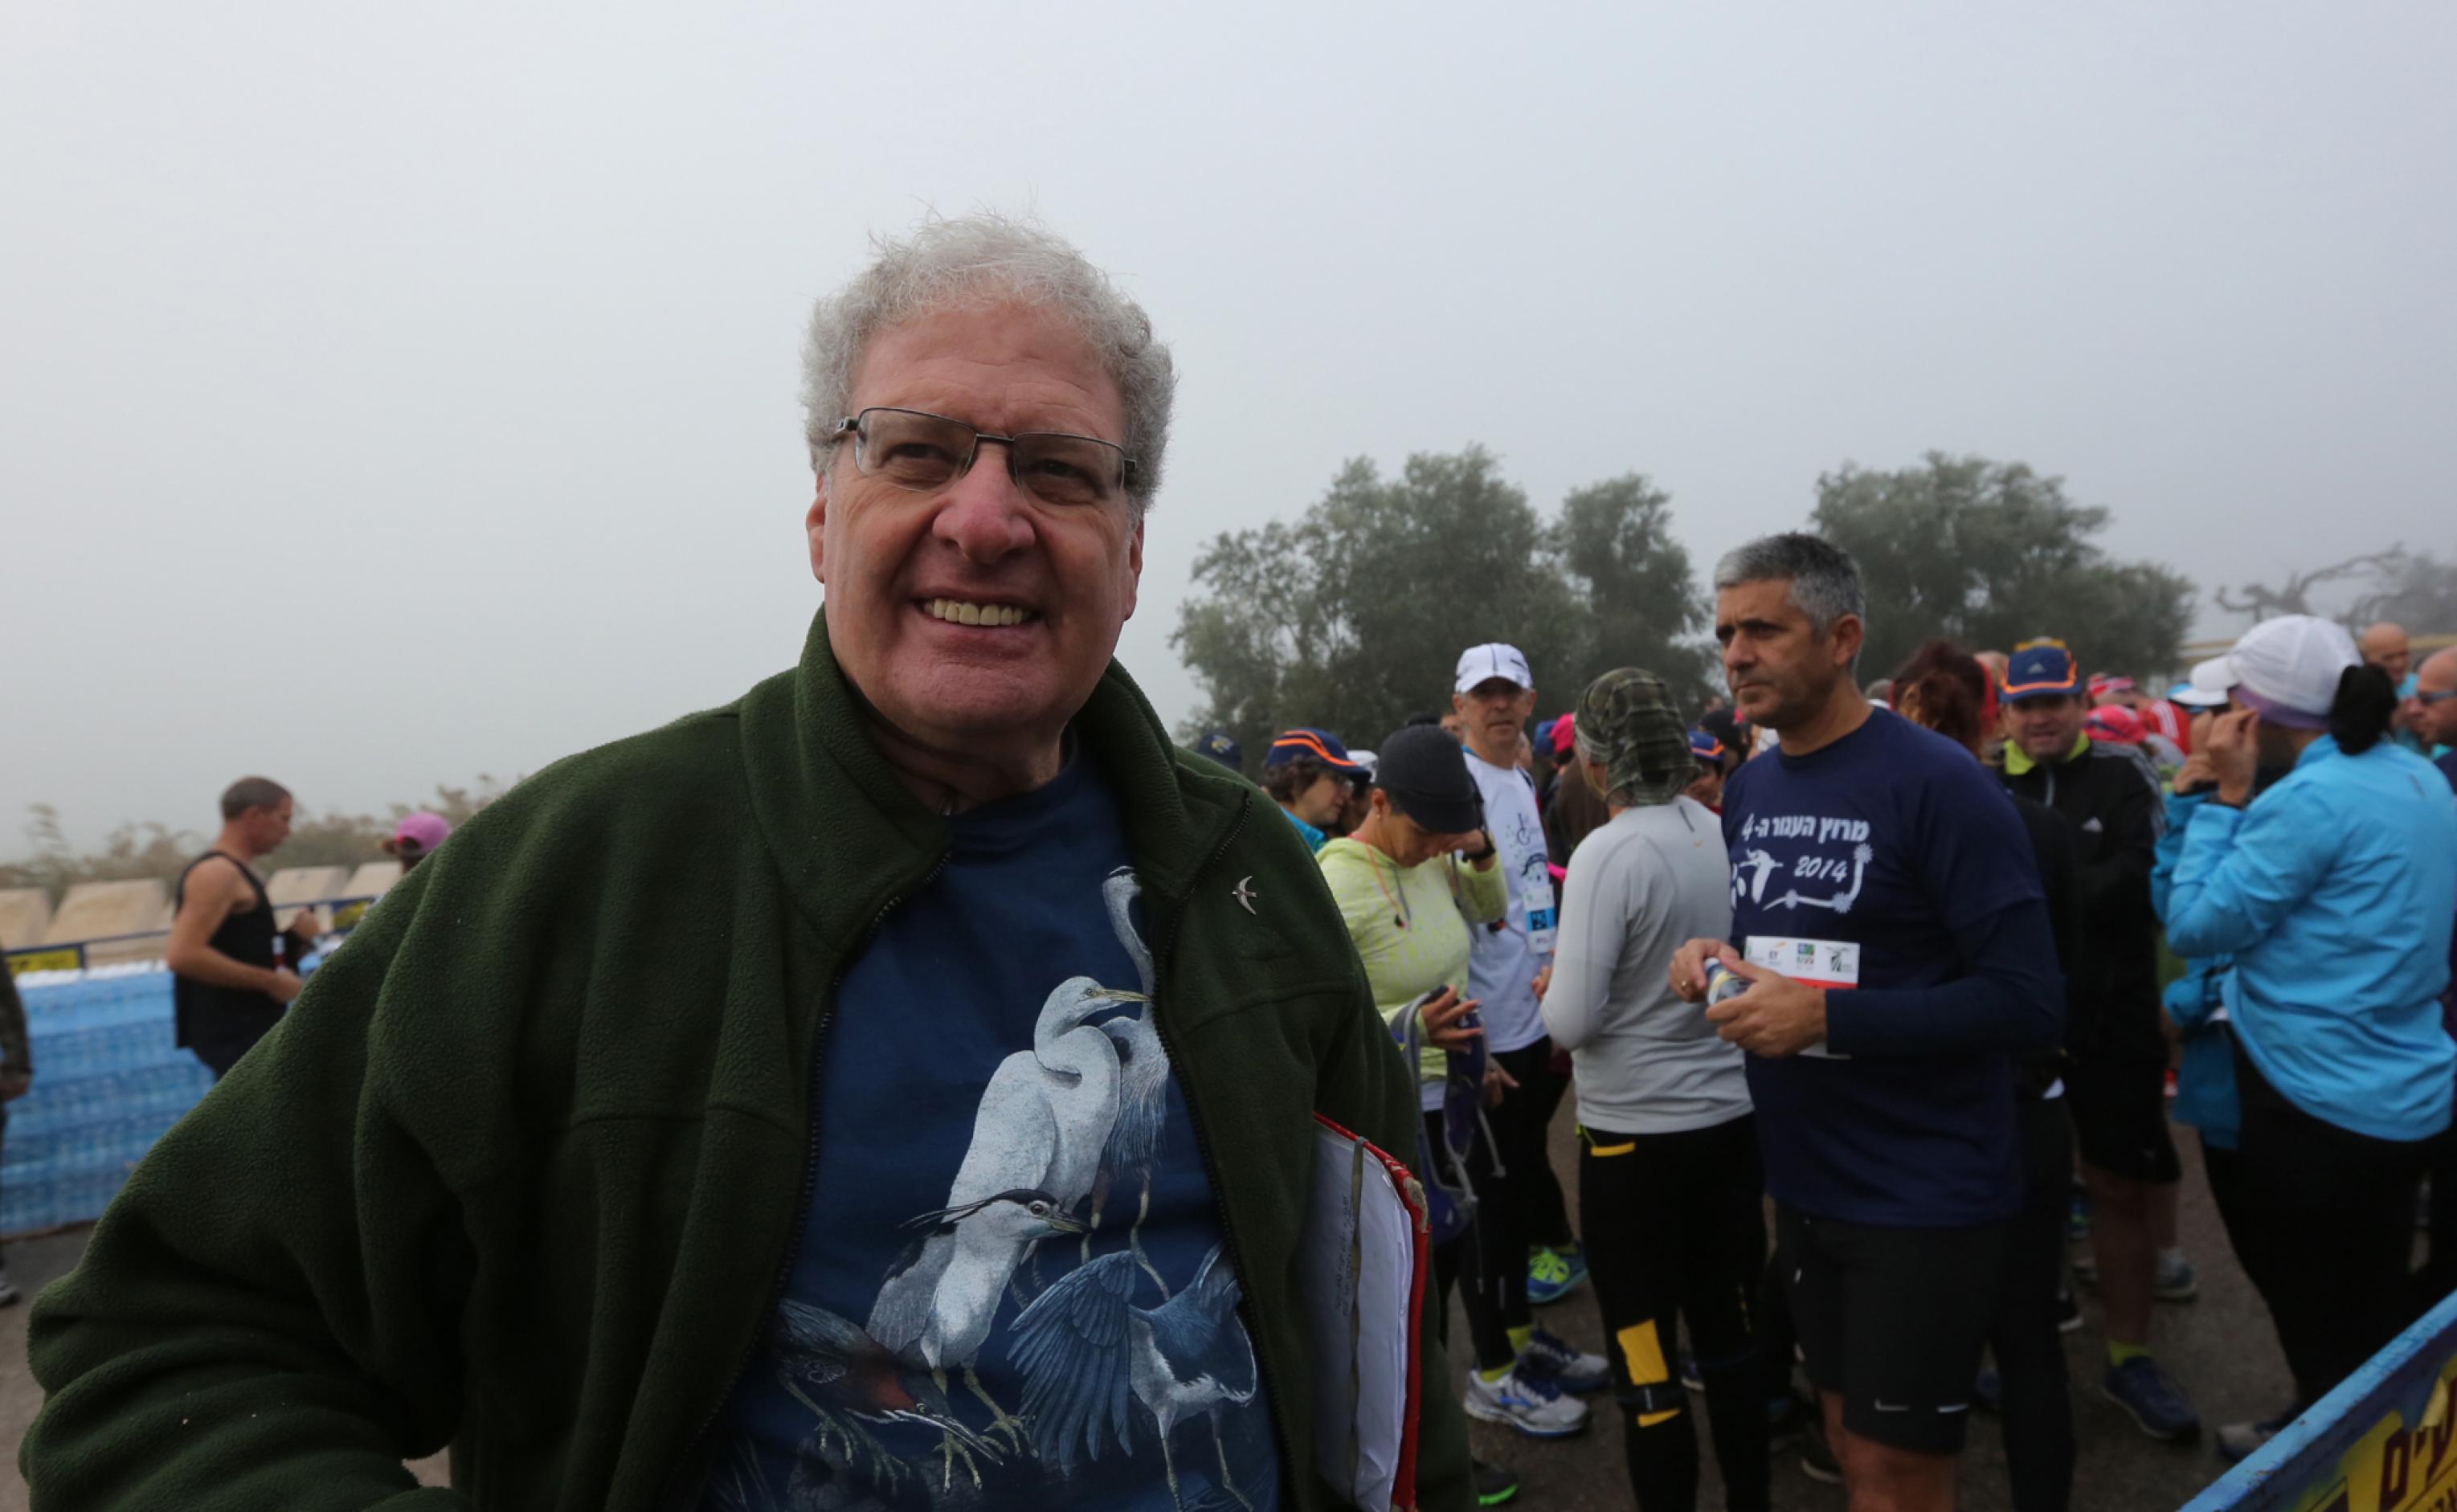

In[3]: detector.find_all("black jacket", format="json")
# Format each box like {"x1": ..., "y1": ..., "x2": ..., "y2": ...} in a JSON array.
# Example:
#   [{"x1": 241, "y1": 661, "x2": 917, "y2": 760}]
[
  {"x1": 1999, "y1": 738, "x2": 2166, "y2": 1060},
  {"x1": 2009, "y1": 792, "x2": 2083, "y2": 1097}
]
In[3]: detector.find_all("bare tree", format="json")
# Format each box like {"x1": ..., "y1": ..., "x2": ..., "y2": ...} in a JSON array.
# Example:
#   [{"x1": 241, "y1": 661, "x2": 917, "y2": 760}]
[{"x1": 2214, "y1": 549, "x2": 2402, "y2": 623}]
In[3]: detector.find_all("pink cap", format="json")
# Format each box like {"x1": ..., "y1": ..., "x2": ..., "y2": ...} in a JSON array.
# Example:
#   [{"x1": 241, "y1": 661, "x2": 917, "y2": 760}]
[
  {"x1": 2085, "y1": 705, "x2": 2147, "y2": 746},
  {"x1": 1550, "y1": 713, "x2": 1576, "y2": 758},
  {"x1": 392, "y1": 811, "x2": 452, "y2": 853}
]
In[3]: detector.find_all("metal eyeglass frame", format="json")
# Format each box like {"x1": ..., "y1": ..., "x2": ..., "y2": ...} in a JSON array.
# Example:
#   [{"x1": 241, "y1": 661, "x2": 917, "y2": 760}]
[{"x1": 830, "y1": 407, "x2": 1140, "y2": 495}]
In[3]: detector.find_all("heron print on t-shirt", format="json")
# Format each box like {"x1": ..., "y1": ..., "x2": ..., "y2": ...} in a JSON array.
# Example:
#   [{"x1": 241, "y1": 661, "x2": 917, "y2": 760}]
[{"x1": 701, "y1": 761, "x2": 1279, "y2": 1512}]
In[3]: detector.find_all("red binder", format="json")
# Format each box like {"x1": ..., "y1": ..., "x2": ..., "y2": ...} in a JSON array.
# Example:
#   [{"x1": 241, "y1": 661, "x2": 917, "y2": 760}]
[{"x1": 1302, "y1": 1113, "x2": 1432, "y2": 1511}]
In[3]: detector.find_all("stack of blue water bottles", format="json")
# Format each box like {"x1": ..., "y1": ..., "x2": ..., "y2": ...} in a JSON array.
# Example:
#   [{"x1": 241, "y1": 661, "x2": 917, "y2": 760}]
[{"x1": 2, "y1": 966, "x2": 215, "y2": 1235}]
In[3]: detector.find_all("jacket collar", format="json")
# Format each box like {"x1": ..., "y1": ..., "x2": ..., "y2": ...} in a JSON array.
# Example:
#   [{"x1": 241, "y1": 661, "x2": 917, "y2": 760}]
[
  {"x1": 737, "y1": 609, "x2": 1245, "y2": 947},
  {"x1": 2003, "y1": 729, "x2": 2091, "y2": 777},
  {"x1": 2294, "y1": 734, "x2": 2345, "y2": 772}
]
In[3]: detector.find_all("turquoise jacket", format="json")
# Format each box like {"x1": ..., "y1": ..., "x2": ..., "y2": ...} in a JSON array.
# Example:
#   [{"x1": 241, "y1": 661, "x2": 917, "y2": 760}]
[
  {"x1": 2166, "y1": 736, "x2": 2457, "y2": 1142},
  {"x1": 2152, "y1": 789, "x2": 2237, "y2": 1149}
]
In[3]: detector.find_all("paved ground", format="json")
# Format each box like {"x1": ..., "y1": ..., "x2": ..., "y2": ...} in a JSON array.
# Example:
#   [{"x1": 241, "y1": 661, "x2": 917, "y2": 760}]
[{"x1": 0, "y1": 1101, "x2": 2289, "y2": 1510}]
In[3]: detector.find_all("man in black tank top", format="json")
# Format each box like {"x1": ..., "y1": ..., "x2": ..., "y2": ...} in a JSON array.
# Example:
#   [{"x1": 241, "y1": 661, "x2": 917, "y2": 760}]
[{"x1": 166, "y1": 777, "x2": 313, "y2": 1078}]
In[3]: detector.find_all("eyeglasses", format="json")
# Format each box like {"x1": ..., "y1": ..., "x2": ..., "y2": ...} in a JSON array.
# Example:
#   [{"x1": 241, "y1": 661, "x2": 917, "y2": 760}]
[
  {"x1": 2418, "y1": 689, "x2": 2457, "y2": 706},
  {"x1": 831, "y1": 407, "x2": 1138, "y2": 507}
]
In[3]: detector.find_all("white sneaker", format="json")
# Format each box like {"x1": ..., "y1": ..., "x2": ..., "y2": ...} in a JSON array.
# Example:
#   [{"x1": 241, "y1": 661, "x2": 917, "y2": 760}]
[
  {"x1": 1463, "y1": 1367, "x2": 1590, "y2": 1438},
  {"x1": 0, "y1": 1270, "x2": 20, "y2": 1307}
]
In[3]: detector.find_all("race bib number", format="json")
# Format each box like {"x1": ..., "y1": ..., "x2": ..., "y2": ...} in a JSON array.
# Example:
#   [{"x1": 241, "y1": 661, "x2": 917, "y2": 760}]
[
  {"x1": 1743, "y1": 935, "x2": 1856, "y2": 1059},
  {"x1": 1525, "y1": 880, "x2": 1558, "y2": 957},
  {"x1": 1743, "y1": 935, "x2": 1860, "y2": 990}
]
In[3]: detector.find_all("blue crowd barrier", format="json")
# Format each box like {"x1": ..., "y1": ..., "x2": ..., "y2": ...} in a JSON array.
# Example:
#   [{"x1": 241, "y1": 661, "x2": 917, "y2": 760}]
[
  {"x1": 2185, "y1": 1286, "x2": 2457, "y2": 1512},
  {"x1": 2, "y1": 968, "x2": 213, "y2": 1235}
]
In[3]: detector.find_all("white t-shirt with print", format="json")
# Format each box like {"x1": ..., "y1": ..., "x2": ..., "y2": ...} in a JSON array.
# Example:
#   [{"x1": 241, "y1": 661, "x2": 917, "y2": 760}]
[{"x1": 1462, "y1": 746, "x2": 1557, "y2": 1053}]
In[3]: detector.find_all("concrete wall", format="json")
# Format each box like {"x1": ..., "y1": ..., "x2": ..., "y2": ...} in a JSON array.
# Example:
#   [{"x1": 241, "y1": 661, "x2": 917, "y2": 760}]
[
  {"x1": 0, "y1": 891, "x2": 52, "y2": 951},
  {"x1": 45, "y1": 881, "x2": 168, "y2": 946},
  {"x1": 342, "y1": 861, "x2": 403, "y2": 899},
  {"x1": 265, "y1": 867, "x2": 352, "y2": 908}
]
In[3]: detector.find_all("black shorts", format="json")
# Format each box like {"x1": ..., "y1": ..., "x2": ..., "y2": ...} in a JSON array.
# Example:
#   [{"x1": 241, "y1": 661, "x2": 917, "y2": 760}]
[
  {"x1": 1777, "y1": 1204, "x2": 2006, "y2": 1454},
  {"x1": 2064, "y1": 1052, "x2": 2182, "y2": 1184}
]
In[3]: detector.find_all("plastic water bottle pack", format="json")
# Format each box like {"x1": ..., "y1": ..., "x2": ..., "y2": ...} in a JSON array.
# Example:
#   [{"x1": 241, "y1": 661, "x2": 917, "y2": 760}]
[{"x1": 2, "y1": 967, "x2": 215, "y2": 1236}]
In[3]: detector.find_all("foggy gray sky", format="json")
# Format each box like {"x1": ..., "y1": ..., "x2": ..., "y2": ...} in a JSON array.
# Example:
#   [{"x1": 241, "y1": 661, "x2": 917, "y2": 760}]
[{"x1": 5, "y1": 3, "x2": 2451, "y2": 850}]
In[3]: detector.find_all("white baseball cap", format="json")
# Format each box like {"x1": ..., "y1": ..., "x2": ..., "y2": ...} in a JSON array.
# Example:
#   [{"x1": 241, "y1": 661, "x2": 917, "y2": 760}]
[
  {"x1": 2189, "y1": 615, "x2": 2360, "y2": 729},
  {"x1": 1455, "y1": 643, "x2": 1533, "y2": 695}
]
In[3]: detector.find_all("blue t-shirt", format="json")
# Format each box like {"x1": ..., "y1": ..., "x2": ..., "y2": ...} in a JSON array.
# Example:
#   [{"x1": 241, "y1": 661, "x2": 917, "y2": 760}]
[
  {"x1": 703, "y1": 757, "x2": 1280, "y2": 1511},
  {"x1": 1723, "y1": 709, "x2": 2050, "y2": 1227}
]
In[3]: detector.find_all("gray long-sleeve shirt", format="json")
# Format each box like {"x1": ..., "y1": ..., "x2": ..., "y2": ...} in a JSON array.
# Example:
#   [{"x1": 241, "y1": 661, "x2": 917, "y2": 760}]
[{"x1": 1542, "y1": 798, "x2": 1751, "y2": 1135}]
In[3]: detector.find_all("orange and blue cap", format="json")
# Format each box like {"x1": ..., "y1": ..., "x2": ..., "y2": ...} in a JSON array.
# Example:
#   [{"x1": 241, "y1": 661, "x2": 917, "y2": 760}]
[
  {"x1": 2002, "y1": 640, "x2": 2083, "y2": 703},
  {"x1": 1265, "y1": 727, "x2": 1364, "y2": 771}
]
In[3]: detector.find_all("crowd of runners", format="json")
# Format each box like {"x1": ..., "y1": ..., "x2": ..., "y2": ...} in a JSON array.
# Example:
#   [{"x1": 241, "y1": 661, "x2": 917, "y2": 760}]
[{"x1": 1221, "y1": 543, "x2": 2457, "y2": 1512}]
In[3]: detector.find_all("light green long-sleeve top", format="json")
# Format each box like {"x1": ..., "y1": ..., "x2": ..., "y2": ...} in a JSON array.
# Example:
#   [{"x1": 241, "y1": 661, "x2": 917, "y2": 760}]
[{"x1": 1318, "y1": 836, "x2": 1511, "y2": 1105}]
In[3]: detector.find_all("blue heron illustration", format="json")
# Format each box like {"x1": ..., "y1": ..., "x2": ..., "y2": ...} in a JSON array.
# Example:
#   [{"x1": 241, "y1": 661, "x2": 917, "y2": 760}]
[
  {"x1": 1090, "y1": 868, "x2": 1173, "y2": 1292},
  {"x1": 867, "y1": 974, "x2": 1130, "y2": 1448},
  {"x1": 704, "y1": 1299, "x2": 1001, "y2": 1506},
  {"x1": 1008, "y1": 1243, "x2": 1261, "y2": 1511}
]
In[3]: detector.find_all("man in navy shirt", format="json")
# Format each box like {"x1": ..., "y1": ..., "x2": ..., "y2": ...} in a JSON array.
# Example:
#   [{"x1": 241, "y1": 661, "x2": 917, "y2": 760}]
[{"x1": 1671, "y1": 533, "x2": 2063, "y2": 1512}]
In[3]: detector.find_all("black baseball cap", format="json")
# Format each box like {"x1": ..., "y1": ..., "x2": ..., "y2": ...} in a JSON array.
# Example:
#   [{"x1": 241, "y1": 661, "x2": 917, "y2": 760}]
[{"x1": 1373, "y1": 725, "x2": 1486, "y2": 835}]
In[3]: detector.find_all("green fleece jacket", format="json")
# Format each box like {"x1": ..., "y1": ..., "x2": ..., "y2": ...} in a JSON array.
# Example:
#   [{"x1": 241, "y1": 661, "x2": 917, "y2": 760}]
[{"x1": 22, "y1": 614, "x2": 1470, "y2": 1512}]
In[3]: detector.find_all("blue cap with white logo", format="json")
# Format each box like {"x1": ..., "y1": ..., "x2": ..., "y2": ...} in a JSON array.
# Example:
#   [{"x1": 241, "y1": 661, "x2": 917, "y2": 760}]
[
  {"x1": 1192, "y1": 731, "x2": 1244, "y2": 773},
  {"x1": 2002, "y1": 640, "x2": 2082, "y2": 703}
]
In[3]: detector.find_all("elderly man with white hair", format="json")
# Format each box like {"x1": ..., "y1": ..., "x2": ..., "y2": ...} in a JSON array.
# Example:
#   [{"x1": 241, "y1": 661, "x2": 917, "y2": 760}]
[{"x1": 23, "y1": 218, "x2": 1467, "y2": 1512}]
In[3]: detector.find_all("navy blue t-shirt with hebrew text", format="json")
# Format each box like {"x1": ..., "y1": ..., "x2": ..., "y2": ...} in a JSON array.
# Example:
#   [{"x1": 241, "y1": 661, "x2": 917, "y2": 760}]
[
  {"x1": 699, "y1": 754, "x2": 1280, "y2": 1511},
  {"x1": 1723, "y1": 709, "x2": 2048, "y2": 1227}
]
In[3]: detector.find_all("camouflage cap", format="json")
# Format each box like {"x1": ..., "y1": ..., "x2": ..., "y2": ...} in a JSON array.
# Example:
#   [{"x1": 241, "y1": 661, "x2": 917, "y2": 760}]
[{"x1": 1572, "y1": 668, "x2": 1694, "y2": 807}]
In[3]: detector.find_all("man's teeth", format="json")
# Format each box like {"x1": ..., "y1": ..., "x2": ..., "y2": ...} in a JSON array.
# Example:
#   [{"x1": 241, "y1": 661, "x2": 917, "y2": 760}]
[{"x1": 926, "y1": 599, "x2": 1031, "y2": 627}]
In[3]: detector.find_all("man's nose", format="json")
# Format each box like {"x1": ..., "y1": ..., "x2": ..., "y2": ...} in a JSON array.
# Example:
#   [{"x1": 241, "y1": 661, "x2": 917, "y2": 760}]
[{"x1": 931, "y1": 443, "x2": 1035, "y2": 564}]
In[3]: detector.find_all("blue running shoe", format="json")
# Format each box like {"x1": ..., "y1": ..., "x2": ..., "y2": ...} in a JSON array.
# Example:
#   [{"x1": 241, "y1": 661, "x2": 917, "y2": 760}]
[
  {"x1": 2103, "y1": 1357, "x2": 2201, "y2": 1442},
  {"x1": 1464, "y1": 1367, "x2": 1590, "y2": 1437},
  {"x1": 1528, "y1": 1244, "x2": 1589, "y2": 1306},
  {"x1": 1517, "y1": 1328, "x2": 1610, "y2": 1395}
]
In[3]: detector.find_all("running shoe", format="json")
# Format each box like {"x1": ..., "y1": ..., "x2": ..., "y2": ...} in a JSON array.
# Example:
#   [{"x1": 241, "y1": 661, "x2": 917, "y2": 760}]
[
  {"x1": 1767, "y1": 1390, "x2": 1812, "y2": 1443},
  {"x1": 1972, "y1": 1367, "x2": 2002, "y2": 1414},
  {"x1": 1527, "y1": 1244, "x2": 1589, "y2": 1306},
  {"x1": 2156, "y1": 1251, "x2": 2200, "y2": 1302},
  {"x1": 2057, "y1": 1290, "x2": 2084, "y2": 1333},
  {"x1": 1464, "y1": 1368, "x2": 1591, "y2": 1438},
  {"x1": 2102, "y1": 1357, "x2": 2201, "y2": 1442},
  {"x1": 0, "y1": 1269, "x2": 18, "y2": 1307},
  {"x1": 2217, "y1": 1410, "x2": 2296, "y2": 1464},
  {"x1": 1517, "y1": 1328, "x2": 1609, "y2": 1395},
  {"x1": 1473, "y1": 1457, "x2": 1521, "y2": 1506},
  {"x1": 2067, "y1": 1184, "x2": 2092, "y2": 1243},
  {"x1": 1798, "y1": 1418, "x2": 1842, "y2": 1485}
]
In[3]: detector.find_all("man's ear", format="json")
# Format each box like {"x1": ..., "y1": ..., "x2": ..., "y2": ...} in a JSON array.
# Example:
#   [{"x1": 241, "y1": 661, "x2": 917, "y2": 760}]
[
  {"x1": 1120, "y1": 515, "x2": 1146, "y2": 620},
  {"x1": 1829, "y1": 613, "x2": 1866, "y2": 670},
  {"x1": 806, "y1": 472, "x2": 830, "y2": 584}
]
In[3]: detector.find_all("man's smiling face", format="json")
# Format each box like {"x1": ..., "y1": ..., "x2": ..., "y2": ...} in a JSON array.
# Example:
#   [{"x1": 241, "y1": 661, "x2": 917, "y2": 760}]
[{"x1": 807, "y1": 300, "x2": 1143, "y2": 755}]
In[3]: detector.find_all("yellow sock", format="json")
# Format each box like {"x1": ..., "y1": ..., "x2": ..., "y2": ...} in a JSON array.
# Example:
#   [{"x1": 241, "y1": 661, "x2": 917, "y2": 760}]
[
  {"x1": 1479, "y1": 1363, "x2": 1514, "y2": 1384},
  {"x1": 2110, "y1": 1341, "x2": 2149, "y2": 1367},
  {"x1": 1508, "y1": 1326, "x2": 1534, "y2": 1357}
]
